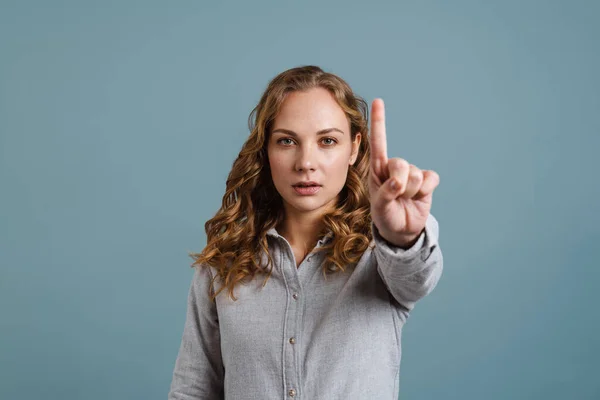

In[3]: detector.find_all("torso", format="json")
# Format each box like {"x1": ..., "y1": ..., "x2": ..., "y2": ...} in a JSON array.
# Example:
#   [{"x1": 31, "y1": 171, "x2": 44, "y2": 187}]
[{"x1": 210, "y1": 235, "x2": 411, "y2": 400}]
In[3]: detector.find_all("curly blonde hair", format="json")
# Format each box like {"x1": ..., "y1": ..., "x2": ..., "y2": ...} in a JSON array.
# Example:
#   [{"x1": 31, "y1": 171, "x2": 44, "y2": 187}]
[{"x1": 191, "y1": 65, "x2": 373, "y2": 301}]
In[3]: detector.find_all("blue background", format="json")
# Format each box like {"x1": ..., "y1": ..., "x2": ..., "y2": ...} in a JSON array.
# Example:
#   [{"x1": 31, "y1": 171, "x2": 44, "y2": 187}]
[{"x1": 1, "y1": 0, "x2": 598, "y2": 398}]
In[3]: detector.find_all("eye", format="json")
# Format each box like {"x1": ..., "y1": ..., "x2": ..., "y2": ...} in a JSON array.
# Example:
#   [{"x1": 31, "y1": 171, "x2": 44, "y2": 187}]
[
  {"x1": 321, "y1": 137, "x2": 338, "y2": 146},
  {"x1": 277, "y1": 138, "x2": 295, "y2": 146}
]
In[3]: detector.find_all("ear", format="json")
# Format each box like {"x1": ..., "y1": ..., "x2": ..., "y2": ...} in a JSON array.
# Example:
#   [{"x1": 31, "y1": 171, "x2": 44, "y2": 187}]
[{"x1": 349, "y1": 132, "x2": 362, "y2": 165}]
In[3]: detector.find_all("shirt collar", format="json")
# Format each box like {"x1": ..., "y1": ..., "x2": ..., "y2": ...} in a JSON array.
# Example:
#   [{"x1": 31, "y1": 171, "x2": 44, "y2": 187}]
[{"x1": 266, "y1": 227, "x2": 334, "y2": 246}]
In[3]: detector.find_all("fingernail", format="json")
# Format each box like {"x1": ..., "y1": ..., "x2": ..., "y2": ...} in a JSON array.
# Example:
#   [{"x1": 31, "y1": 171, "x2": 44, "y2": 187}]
[{"x1": 389, "y1": 179, "x2": 398, "y2": 190}]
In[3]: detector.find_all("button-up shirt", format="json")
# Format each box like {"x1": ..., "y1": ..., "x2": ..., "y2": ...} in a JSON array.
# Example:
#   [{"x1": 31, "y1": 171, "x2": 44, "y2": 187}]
[{"x1": 168, "y1": 213, "x2": 443, "y2": 399}]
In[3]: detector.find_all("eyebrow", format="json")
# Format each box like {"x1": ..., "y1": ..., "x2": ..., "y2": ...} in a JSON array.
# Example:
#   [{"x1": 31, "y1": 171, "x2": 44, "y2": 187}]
[{"x1": 271, "y1": 128, "x2": 345, "y2": 136}]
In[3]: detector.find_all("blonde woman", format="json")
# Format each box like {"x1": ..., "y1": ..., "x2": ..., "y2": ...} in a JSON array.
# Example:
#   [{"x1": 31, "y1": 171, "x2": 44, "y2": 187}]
[{"x1": 168, "y1": 65, "x2": 443, "y2": 399}]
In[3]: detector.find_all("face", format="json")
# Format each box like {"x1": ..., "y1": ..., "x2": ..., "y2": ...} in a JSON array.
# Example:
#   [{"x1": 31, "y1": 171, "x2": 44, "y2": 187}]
[{"x1": 267, "y1": 87, "x2": 361, "y2": 217}]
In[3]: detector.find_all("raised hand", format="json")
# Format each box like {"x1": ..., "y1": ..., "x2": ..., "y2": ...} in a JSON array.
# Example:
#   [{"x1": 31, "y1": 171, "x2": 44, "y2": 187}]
[{"x1": 369, "y1": 99, "x2": 440, "y2": 248}]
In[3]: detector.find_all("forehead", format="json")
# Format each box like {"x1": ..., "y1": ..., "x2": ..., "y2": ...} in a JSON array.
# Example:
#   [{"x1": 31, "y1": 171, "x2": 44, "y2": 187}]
[{"x1": 272, "y1": 87, "x2": 349, "y2": 133}]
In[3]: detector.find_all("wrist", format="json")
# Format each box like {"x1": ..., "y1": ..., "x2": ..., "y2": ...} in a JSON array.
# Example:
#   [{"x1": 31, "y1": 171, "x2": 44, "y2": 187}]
[{"x1": 379, "y1": 229, "x2": 422, "y2": 250}]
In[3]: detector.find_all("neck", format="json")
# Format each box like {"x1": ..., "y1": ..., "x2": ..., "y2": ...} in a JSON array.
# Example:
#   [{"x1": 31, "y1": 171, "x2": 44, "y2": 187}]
[{"x1": 277, "y1": 208, "x2": 327, "y2": 254}]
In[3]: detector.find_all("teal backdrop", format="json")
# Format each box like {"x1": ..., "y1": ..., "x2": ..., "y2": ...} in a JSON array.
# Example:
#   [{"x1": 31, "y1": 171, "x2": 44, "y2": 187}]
[{"x1": 1, "y1": 0, "x2": 598, "y2": 399}]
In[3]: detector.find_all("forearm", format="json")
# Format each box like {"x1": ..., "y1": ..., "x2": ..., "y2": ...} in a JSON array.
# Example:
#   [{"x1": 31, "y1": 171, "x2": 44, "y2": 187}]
[{"x1": 372, "y1": 213, "x2": 443, "y2": 310}]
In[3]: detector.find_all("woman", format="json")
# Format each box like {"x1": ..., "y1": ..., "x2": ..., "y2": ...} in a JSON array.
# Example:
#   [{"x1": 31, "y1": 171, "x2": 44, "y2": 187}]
[{"x1": 168, "y1": 65, "x2": 443, "y2": 399}]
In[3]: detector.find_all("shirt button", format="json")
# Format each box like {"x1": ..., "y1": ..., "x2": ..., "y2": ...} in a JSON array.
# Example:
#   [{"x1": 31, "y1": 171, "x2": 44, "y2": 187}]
[
  {"x1": 292, "y1": 293, "x2": 298, "y2": 300},
  {"x1": 289, "y1": 337, "x2": 296, "y2": 344},
  {"x1": 288, "y1": 389, "x2": 296, "y2": 397}
]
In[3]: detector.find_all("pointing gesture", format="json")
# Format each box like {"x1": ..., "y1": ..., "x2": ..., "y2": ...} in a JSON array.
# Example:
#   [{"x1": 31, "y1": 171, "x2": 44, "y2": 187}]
[{"x1": 369, "y1": 99, "x2": 440, "y2": 248}]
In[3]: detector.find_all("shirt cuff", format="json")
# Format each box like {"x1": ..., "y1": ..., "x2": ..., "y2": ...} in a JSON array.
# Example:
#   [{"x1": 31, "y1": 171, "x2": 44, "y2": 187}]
[{"x1": 371, "y1": 213, "x2": 439, "y2": 263}]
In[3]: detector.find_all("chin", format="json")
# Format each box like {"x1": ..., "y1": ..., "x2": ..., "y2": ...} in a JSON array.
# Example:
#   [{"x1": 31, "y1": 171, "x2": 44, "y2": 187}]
[
  {"x1": 282, "y1": 194, "x2": 336, "y2": 214},
  {"x1": 285, "y1": 199, "x2": 324, "y2": 213}
]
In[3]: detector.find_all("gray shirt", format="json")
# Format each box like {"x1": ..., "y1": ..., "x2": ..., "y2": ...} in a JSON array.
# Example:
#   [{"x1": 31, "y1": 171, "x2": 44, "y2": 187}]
[{"x1": 168, "y1": 213, "x2": 443, "y2": 399}]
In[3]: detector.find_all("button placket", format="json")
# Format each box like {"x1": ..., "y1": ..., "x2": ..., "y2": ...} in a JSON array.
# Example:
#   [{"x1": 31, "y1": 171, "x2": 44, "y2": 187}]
[
  {"x1": 280, "y1": 240, "x2": 301, "y2": 400},
  {"x1": 285, "y1": 286, "x2": 300, "y2": 398}
]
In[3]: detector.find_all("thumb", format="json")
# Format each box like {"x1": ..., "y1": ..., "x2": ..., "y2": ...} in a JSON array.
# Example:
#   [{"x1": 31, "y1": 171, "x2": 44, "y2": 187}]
[{"x1": 373, "y1": 178, "x2": 400, "y2": 208}]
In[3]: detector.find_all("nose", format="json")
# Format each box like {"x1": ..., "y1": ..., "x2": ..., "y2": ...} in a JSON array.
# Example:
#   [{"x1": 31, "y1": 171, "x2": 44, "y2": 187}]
[{"x1": 295, "y1": 143, "x2": 316, "y2": 172}]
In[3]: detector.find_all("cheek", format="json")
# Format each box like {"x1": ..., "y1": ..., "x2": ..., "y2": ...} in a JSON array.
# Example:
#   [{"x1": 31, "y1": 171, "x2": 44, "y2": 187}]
[
  {"x1": 268, "y1": 153, "x2": 288, "y2": 182},
  {"x1": 269, "y1": 152, "x2": 286, "y2": 166},
  {"x1": 322, "y1": 151, "x2": 350, "y2": 172},
  {"x1": 324, "y1": 152, "x2": 352, "y2": 188}
]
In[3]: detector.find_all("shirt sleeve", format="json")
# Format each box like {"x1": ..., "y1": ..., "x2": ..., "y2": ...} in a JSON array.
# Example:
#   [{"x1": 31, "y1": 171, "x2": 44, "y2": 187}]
[
  {"x1": 372, "y1": 213, "x2": 443, "y2": 320},
  {"x1": 168, "y1": 265, "x2": 225, "y2": 400}
]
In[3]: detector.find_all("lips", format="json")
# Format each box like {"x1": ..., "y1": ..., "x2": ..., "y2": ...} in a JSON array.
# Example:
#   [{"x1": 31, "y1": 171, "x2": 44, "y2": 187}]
[
  {"x1": 293, "y1": 184, "x2": 321, "y2": 188},
  {"x1": 293, "y1": 185, "x2": 321, "y2": 195},
  {"x1": 292, "y1": 181, "x2": 321, "y2": 187}
]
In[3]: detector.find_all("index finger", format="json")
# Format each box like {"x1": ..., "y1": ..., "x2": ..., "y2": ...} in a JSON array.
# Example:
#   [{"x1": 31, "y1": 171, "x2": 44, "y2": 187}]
[{"x1": 370, "y1": 98, "x2": 388, "y2": 176}]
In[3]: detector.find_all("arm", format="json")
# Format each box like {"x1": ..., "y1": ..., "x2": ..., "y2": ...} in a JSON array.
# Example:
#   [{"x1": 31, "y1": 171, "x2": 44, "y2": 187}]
[
  {"x1": 168, "y1": 265, "x2": 224, "y2": 400},
  {"x1": 373, "y1": 213, "x2": 443, "y2": 320}
]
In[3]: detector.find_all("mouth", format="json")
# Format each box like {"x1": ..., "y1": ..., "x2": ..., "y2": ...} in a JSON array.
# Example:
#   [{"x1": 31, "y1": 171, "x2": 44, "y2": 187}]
[{"x1": 292, "y1": 183, "x2": 322, "y2": 195}]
